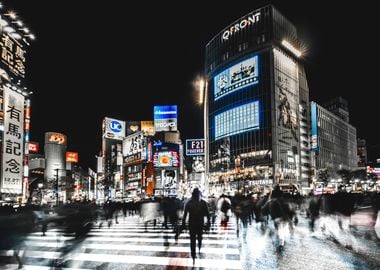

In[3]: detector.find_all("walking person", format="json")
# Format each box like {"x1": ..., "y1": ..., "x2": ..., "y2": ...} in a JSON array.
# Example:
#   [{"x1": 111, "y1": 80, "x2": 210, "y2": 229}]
[
  {"x1": 218, "y1": 194, "x2": 232, "y2": 227},
  {"x1": 182, "y1": 188, "x2": 210, "y2": 265}
]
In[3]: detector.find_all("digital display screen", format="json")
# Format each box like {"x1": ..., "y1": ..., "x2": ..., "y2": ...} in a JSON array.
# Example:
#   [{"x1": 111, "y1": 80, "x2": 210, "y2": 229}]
[
  {"x1": 311, "y1": 102, "x2": 318, "y2": 152},
  {"x1": 154, "y1": 105, "x2": 177, "y2": 132},
  {"x1": 214, "y1": 55, "x2": 259, "y2": 100},
  {"x1": 214, "y1": 101, "x2": 259, "y2": 140},
  {"x1": 153, "y1": 151, "x2": 179, "y2": 167}
]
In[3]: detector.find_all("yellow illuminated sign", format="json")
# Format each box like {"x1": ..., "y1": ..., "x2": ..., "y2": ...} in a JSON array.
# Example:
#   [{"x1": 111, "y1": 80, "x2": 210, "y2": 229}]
[{"x1": 49, "y1": 134, "x2": 66, "y2": 144}]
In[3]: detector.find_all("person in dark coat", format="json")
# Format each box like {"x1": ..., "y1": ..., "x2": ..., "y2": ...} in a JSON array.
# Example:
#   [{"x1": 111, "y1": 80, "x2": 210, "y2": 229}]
[{"x1": 182, "y1": 188, "x2": 210, "y2": 264}]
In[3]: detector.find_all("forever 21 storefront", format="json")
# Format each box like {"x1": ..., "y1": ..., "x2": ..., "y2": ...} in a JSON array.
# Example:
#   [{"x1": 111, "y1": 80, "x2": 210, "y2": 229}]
[{"x1": 205, "y1": 5, "x2": 311, "y2": 195}]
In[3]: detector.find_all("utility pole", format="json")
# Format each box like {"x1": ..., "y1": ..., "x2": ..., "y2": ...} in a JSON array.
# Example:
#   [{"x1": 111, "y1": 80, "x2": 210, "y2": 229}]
[{"x1": 55, "y1": 168, "x2": 59, "y2": 205}]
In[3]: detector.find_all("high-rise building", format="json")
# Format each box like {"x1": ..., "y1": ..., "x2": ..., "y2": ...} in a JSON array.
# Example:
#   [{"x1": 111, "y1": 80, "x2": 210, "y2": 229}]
[
  {"x1": 0, "y1": 5, "x2": 35, "y2": 201},
  {"x1": 205, "y1": 5, "x2": 311, "y2": 194},
  {"x1": 310, "y1": 102, "x2": 357, "y2": 176},
  {"x1": 44, "y1": 132, "x2": 67, "y2": 185},
  {"x1": 357, "y1": 138, "x2": 367, "y2": 169},
  {"x1": 323, "y1": 96, "x2": 350, "y2": 123}
]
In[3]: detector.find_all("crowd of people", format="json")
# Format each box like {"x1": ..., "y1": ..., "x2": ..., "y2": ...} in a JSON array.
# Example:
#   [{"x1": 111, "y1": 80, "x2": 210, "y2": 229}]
[{"x1": 0, "y1": 185, "x2": 379, "y2": 267}]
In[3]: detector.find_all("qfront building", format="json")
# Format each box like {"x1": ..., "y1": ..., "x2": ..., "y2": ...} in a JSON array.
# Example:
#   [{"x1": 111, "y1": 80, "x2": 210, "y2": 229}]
[{"x1": 205, "y1": 5, "x2": 311, "y2": 194}]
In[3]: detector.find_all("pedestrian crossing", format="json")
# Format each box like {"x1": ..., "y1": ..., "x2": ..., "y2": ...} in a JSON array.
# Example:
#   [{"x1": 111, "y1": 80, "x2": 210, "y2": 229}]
[{"x1": 0, "y1": 215, "x2": 242, "y2": 269}]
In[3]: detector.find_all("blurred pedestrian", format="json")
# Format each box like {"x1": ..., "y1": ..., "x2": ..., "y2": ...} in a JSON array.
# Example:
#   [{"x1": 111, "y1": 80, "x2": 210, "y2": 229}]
[
  {"x1": 182, "y1": 188, "x2": 210, "y2": 265},
  {"x1": 218, "y1": 194, "x2": 231, "y2": 227}
]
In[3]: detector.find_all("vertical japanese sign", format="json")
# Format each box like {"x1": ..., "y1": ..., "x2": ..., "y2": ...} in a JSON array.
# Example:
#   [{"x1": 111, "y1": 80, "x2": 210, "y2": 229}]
[
  {"x1": 1, "y1": 87, "x2": 24, "y2": 194},
  {"x1": 0, "y1": 31, "x2": 26, "y2": 81}
]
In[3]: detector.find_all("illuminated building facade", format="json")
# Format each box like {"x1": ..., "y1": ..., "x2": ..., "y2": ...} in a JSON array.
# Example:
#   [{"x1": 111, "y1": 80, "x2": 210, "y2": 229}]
[
  {"x1": 44, "y1": 132, "x2": 67, "y2": 203},
  {"x1": 0, "y1": 6, "x2": 34, "y2": 201},
  {"x1": 205, "y1": 5, "x2": 311, "y2": 193}
]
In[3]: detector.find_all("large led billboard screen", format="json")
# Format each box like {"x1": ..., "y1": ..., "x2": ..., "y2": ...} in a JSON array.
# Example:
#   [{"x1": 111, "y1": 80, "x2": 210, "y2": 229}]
[
  {"x1": 153, "y1": 151, "x2": 179, "y2": 167},
  {"x1": 214, "y1": 100, "x2": 259, "y2": 140},
  {"x1": 154, "y1": 105, "x2": 177, "y2": 132},
  {"x1": 214, "y1": 55, "x2": 259, "y2": 100}
]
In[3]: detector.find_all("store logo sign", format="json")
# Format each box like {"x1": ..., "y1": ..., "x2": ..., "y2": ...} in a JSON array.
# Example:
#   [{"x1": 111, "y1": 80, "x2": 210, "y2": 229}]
[
  {"x1": 110, "y1": 121, "x2": 122, "y2": 132},
  {"x1": 222, "y1": 12, "x2": 261, "y2": 41}
]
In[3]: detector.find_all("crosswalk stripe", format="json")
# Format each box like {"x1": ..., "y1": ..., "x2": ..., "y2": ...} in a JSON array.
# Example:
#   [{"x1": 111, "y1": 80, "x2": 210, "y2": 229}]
[
  {"x1": 1, "y1": 216, "x2": 241, "y2": 269},
  {"x1": 25, "y1": 235, "x2": 238, "y2": 245},
  {"x1": 2, "y1": 264, "x2": 91, "y2": 270},
  {"x1": 72, "y1": 252, "x2": 242, "y2": 269},
  {"x1": 23, "y1": 242, "x2": 240, "y2": 255},
  {"x1": 1, "y1": 251, "x2": 241, "y2": 269},
  {"x1": 31, "y1": 230, "x2": 237, "y2": 239}
]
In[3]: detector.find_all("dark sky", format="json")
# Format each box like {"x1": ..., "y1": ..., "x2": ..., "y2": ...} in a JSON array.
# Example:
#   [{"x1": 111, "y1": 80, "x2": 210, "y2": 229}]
[{"x1": 2, "y1": 0, "x2": 378, "y2": 169}]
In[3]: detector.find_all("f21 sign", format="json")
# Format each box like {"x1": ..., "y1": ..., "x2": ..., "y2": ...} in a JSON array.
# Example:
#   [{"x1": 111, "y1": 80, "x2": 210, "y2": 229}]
[{"x1": 186, "y1": 139, "x2": 205, "y2": 156}]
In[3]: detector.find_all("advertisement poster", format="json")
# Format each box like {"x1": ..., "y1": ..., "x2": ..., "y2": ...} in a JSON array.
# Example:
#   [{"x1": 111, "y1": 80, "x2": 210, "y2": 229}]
[{"x1": 154, "y1": 105, "x2": 177, "y2": 132}]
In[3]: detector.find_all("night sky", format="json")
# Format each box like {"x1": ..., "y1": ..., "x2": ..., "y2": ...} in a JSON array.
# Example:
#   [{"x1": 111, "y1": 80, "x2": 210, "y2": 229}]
[{"x1": 2, "y1": 0, "x2": 378, "y2": 169}]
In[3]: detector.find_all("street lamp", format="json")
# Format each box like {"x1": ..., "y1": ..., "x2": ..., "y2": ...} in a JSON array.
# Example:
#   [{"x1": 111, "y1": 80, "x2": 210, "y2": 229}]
[
  {"x1": 54, "y1": 168, "x2": 66, "y2": 205},
  {"x1": 194, "y1": 76, "x2": 209, "y2": 193}
]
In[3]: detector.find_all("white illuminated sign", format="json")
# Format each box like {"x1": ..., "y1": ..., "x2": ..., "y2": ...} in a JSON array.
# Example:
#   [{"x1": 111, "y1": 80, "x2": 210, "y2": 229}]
[
  {"x1": 1, "y1": 87, "x2": 25, "y2": 194},
  {"x1": 222, "y1": 12, "x2": 261, "y2": 41},
  {"x1": 103, "y1": 117, "x2": 126, "y2": 140}
]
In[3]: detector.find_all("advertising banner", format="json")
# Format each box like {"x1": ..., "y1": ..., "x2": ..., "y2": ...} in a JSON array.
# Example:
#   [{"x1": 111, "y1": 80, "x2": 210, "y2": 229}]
[
  {"x1": 154, "y1": 105, "x2": 177, "y2": 132},
  {"x1": 0, "y1": 30, "x2": 27, "y2": 82},
  {"x1": 28, "y1": 141, "x2": 39, "y2": 153},
  {"x1": 192, "y1": 156, "x2": 205, "y2": 173},
  {"x1": 103, "y1": 117, "x2": 125, "y2": 140},
  {"x1": 126, "y1": 121, "x2": 141, "y2": 135},
  {"x1": 153, "y1": 151, "x2": 179, "y2": 167},
  {"x1": 186, "y1": 139, "x2": 205, "y2": 156},
  {"x1": 274, "y1": 48, "x2": 300, "y2": 180},
  {"x1": 47, "y1": 132, "x2": 66, "y2": 145},
  {"x1": 214, "y1": 55, "x2": 259, "y2": 100},
  {"x1": 66, "y1": 152, "x2": 79, "y2": 163},
  {"x1": 1, "y1": 87, "x2": 25, "y2": 194},
  {"x1": 311, "y1": 102, "x2": 318, "y2": 152},
  {"x1": 122, "y1": 131, "x2": 146, "y2": 162},
  {"x1": 141, "y1": 120, "x2": 155, "y2": 136}
]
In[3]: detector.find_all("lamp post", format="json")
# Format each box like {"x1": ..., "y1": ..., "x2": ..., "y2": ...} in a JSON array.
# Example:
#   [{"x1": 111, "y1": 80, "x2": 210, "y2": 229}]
[
  {"x1": 195, "y1": 76, "x2": 209, "y2": 193},
  {"x1": 54, "y1": 168, "x2": 66, "y2": 205}
]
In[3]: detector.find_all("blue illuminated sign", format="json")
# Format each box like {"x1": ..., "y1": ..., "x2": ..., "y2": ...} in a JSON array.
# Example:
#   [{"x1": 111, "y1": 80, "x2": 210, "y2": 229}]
[
  {"x1": 214, "y1": 55, "x2": 259, "y2": 100},
  {"x1": 110, "y1": 121, "x2": 122, "y2": 132},
  {"x1": 154, "y1": 105, "x2": 178, "y2": 132},
  {"x1": 311, "y1": 102, "x2": 318, "y2": 152},
  {"x1": 154, "y1": 106, "x2": 177, "y2": 119},
  {"x1": 214, "y1": 100, "x2": 260, "y2": 140}
]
